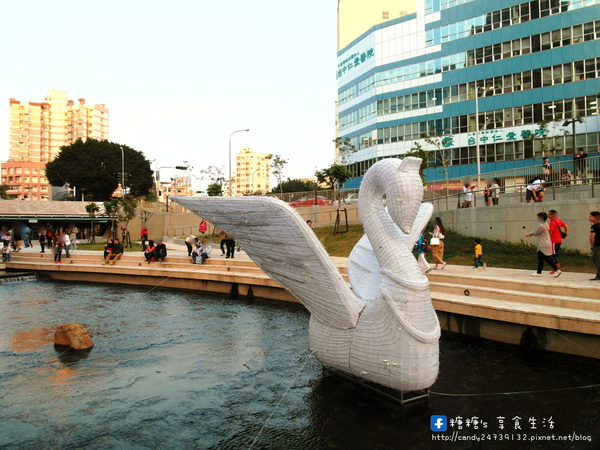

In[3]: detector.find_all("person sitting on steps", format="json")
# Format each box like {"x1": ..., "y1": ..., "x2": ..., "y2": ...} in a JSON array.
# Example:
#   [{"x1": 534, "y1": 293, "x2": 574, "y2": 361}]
[
  {"x1": 103, "y1": 238, "x2": 124, "y2": 266},
  {"x1": 144, "y1": 240, "x2": 157, "y2": 263},
  {"x1": 155, "y1": 239, "x2": 167, "y2": 263}
]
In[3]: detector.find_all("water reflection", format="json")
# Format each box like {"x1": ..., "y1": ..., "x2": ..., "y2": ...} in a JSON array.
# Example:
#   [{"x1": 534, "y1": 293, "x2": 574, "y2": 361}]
[
  {"x1": 11, "y1": 327, "x2": 55, "y2": 352},
  {"x1": 0, "y1": 281, "x2": 598, "y2": 449}
]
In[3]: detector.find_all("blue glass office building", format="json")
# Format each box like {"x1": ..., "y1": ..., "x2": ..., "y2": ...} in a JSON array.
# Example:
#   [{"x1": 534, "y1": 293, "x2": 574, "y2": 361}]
[{"x1": 337, "y1": 0, "x2": 600, "y2": 187}]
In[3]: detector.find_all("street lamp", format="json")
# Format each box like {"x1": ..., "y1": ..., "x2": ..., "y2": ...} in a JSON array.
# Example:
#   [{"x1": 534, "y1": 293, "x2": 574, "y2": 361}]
[
  {"x1": 120, "y1": 145, "x2": 125, "y2": 197},
  {"x1": 474, "y1": 86, "x2": 493, "y2": 188},
  {"x1": 228, "y1": 129, "x2": 250, "y2": 196}
]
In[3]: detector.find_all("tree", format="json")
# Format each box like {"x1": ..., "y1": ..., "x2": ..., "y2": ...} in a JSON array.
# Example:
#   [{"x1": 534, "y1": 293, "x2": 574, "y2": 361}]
[
  {"x1": 406, "y1": 142, "x2": 431, "y2": 183},
  {"x1": 424, "y1": 131, "x2": 454, "y2": 183},
  {"x1": 270, "y1": 155, "x2": 288, "y2": 195},
  {"x1": 103, "y1": 199, "x2": 121, "y2": 239},
  {"x1": 316, "y1": 164, "x2": 353, "y2": 235},
  {"x1": 85, "y1": 202, "x2": 100, "y2": 243},
  {"x1": 45, "y1": 139, "x2": 154, "y2": 200},
  {"x1": 315, "y1": 164, "x2": 352, "y2": 204},
  {"x1": 408, "y1": 128, "x2": 454, "y2": 188},
  {"x1": 334, "y1": 137, "x2": 357, "y2": 165},
  {"x1": 139, "y1": 209, "x2": 154, "y2": 225},
  {"x1": 200, "y1": 166, "x2": 225, "y2": 196},
  {"x1": 271, "y1": 178, "x2": 318, "y2": 194},
  {"x1": 207, "y1": 183, "x2": 223, "y2": 197},
  {"x1": 199, "y1": 165, "x2": 225, "y2": 183},
  {"x1": 119, "y1": 197, "x2": 138, "y2": 228},
  {"x1": 523, "y1": 120, "x2": 569, "y2": 159},
  {"x1": 0, "y1": 184, "x2": 10, "y2": 200}
]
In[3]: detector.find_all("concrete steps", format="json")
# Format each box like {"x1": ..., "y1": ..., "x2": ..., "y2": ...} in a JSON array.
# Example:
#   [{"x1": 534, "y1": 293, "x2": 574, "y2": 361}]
[
  {"x1": 428, "y1": 269, "x2": 599, "y2": 300},
  {"x1": 8, "y1": 253, "x2": 264, "y2": 274},
  {"x1": 430, "y1": 281, "x2": 600, "y2": 312},
  {"x1": 426, "y1": 266, "x2": 600, "y2": 354},
  {"x1": 431, "y1": 291, "x2": 600, "y2": 335}
]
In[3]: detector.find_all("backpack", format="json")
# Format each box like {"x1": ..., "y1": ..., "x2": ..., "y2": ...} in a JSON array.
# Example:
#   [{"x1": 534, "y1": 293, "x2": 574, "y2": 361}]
[{"x1": 413, "y1": 239, "x2": 430, "y2": 253}]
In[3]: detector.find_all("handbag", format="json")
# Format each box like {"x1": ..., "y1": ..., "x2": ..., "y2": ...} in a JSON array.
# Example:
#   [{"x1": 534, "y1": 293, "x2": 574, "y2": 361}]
[{"x1": 430, "y1": 237, "x2": 440, "y2": 246}]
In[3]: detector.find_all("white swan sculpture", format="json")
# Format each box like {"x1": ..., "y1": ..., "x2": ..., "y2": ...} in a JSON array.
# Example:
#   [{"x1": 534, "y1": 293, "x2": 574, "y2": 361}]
[{"x1": 172, "y1": 157, "x2": 440, "y2": 392}]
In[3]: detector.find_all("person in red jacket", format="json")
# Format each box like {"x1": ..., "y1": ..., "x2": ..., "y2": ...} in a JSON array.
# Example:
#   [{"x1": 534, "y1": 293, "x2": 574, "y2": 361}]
[
  {"x1": 548, "y1": 209, "x2": 569, "y2": 272},
  {"x1": 139, "y1": 226, "x2": 149, "y2": 250}
]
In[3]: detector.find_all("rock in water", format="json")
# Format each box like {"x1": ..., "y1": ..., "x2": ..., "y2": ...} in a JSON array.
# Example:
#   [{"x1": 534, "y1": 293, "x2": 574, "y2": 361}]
[{"x1": 54, "y1": 324, "x2": 94, "y2": 350}]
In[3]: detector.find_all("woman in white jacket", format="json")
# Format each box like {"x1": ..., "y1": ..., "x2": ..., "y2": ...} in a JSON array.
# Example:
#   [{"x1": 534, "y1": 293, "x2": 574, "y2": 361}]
[{"x1": 526, "y1": 212, "x2": 562, "y2": 278}]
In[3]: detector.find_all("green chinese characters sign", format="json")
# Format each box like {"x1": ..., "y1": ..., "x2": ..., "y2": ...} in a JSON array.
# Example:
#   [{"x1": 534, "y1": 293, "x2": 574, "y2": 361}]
[
  {"x1": 466, "y1": 128, "x2": 547, "y2": 146},
  {"x1": 337, "y1": 48, "x2": 374, "y2": 79}
]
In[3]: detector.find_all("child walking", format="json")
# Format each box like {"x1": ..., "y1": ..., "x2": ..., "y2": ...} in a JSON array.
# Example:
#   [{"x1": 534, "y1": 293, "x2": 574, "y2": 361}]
[
  {"x1": 2, "y1": 242, "x2": 12, "y2": 262},
  {"x1": 473, "y1": 238, "x2": 484, "y2": 268}
]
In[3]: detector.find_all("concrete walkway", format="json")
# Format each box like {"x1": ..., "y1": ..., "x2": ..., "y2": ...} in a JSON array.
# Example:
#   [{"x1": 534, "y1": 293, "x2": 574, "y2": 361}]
[{"x1": 15, "y1": 239, "x2": 255, "y2": 261}]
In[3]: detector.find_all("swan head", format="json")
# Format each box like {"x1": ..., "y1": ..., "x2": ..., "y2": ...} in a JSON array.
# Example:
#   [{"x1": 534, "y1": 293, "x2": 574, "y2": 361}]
[{"x1": 386, "y1": 157, "x2": 424, "y2": 234}]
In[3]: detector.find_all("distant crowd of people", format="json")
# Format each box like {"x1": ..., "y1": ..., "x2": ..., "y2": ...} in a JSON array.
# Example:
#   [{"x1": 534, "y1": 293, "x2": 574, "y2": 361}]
[
  {"x1": 415, "y1": 210, "x2": 600, "y2": 282},
  {"x1": 184, "y1": 225, "x2": 235, "y2": 265},
  {"x1": 1, "y1": 223, "x2": 79, "y2": 264},
  {"x1": 456, "y1": 148, "x2": 593, "y2": 208}
]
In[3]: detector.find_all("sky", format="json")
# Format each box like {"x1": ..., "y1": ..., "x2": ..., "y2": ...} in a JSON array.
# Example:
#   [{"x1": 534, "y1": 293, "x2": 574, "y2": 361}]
[{"x1": 0, "y1": 0, "x2": 339, "y2": 189}]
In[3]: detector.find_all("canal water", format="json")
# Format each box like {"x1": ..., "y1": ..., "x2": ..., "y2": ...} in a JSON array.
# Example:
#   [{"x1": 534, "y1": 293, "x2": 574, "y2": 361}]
[{"x1": 0, "y1": 280, "x2": 598, "y2": 449}]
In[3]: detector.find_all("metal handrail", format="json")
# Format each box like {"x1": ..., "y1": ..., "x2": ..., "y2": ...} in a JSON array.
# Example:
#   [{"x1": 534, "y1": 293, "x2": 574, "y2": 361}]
[
  {"x1": 426, "y1": 175, "x2": 598, "y2": 210},
  {"x1": 265, "y1": 155, "x2": 600, "y2": 205}
]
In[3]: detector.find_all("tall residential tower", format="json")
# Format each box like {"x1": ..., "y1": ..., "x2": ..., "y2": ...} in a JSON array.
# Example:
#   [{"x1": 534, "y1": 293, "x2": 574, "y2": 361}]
[
  {"x1": 232, "y1": 147, "x2": 272, "y2": 196},
  {"x1": 1, "y1": 89, "x2": 109, "y2": 200}
]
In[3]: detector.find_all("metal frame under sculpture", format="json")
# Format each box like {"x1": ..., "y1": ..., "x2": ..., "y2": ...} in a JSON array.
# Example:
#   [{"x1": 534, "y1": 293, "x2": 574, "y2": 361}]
[{"x1": 173, "y1": 157, "x2": 440, "y2": 392}]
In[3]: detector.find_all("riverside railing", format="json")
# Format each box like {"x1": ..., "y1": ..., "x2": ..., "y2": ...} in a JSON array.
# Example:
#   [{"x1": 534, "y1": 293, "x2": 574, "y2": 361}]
[
  {"x1": 424, "y1": 155, "x2": 600, "y2": 201},
  {"x1": 427, "y1": 174, "x2": 599, "y2": 211},
  {"x1": 267, "y1": 156, "x2": 600, "y2": 207}
]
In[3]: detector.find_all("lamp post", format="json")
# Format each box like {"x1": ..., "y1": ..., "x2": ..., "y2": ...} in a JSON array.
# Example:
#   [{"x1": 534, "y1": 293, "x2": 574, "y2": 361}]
[
  {"x1": 228, "y1": 129, "x2": 250, "y2": 196},
  {"x1": 120, "y1": 145, "x2": 125, "y2": 198},
  {"x1": 474, "y1": 86, "x2": 492, "y2": 188}
]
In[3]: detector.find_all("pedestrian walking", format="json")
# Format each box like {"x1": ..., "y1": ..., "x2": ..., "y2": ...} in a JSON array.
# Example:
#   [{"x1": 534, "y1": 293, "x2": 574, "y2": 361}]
[
  {"x1": 526, "y1": 212, "x2": 561, "y2": 277},
  {"x1": 53, "y1": 233, "x2": 63, "y2": 264},
  {"x1": 61, "y1": 231, "x2": 71, "y2": 258},
  {"x1": 140, "y1": 227, "x2": 149, "y2": 250},
  {"x1": 589, "y1": 211, "x2": 600, "y2": 281},
  {"x1": 429, "y1": 217, "x2": 447, "y2": 270},
  {"x1": 199, "y1": 220, "x2": 208, "y2": 234},
  {"x1": 225, "y1": 236, "x2": 235, "y2": 259},
  {"x1": 483, "y1": 183, "x2": 492, "y2": 206},
  {"x1": 490, "y1": 178, "x2": 501, "y2": 205},
  {"x1": 22, "y1": 225, "x2": 31, "y2": 248},
  {"x1": 416, "y1": 233, "x2": 431, "y2": 273},
  {"x1": 574, "y1": 148, "x2": 588, "y2": 182},
  {"x1": 460, "y1": 183, "x2": 474, "y2": 208},
  {"x1": 39, "y1": 234, "x2": 46, "y2": 253},
  {"x1": 548, "y1": 209, "x2": 568, "y2": 271},
  {"x1": 542, "y1": 157, "x2": 553, "y2": 180},
  {"x1": 2, "y1": 241, "x2": 12, "y2": 262},
  {"x1": 220, "y1": 231, "x2": 227, "y2": 256}
]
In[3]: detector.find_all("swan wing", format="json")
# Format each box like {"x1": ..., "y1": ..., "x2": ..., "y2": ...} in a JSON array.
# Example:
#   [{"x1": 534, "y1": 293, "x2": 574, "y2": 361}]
[
  {"x1": 172, "y1": 195, "x2": 364, "y2": 329},
  {"x1": 347, "y1": 202, "x2": 434, "y2": 302}
]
